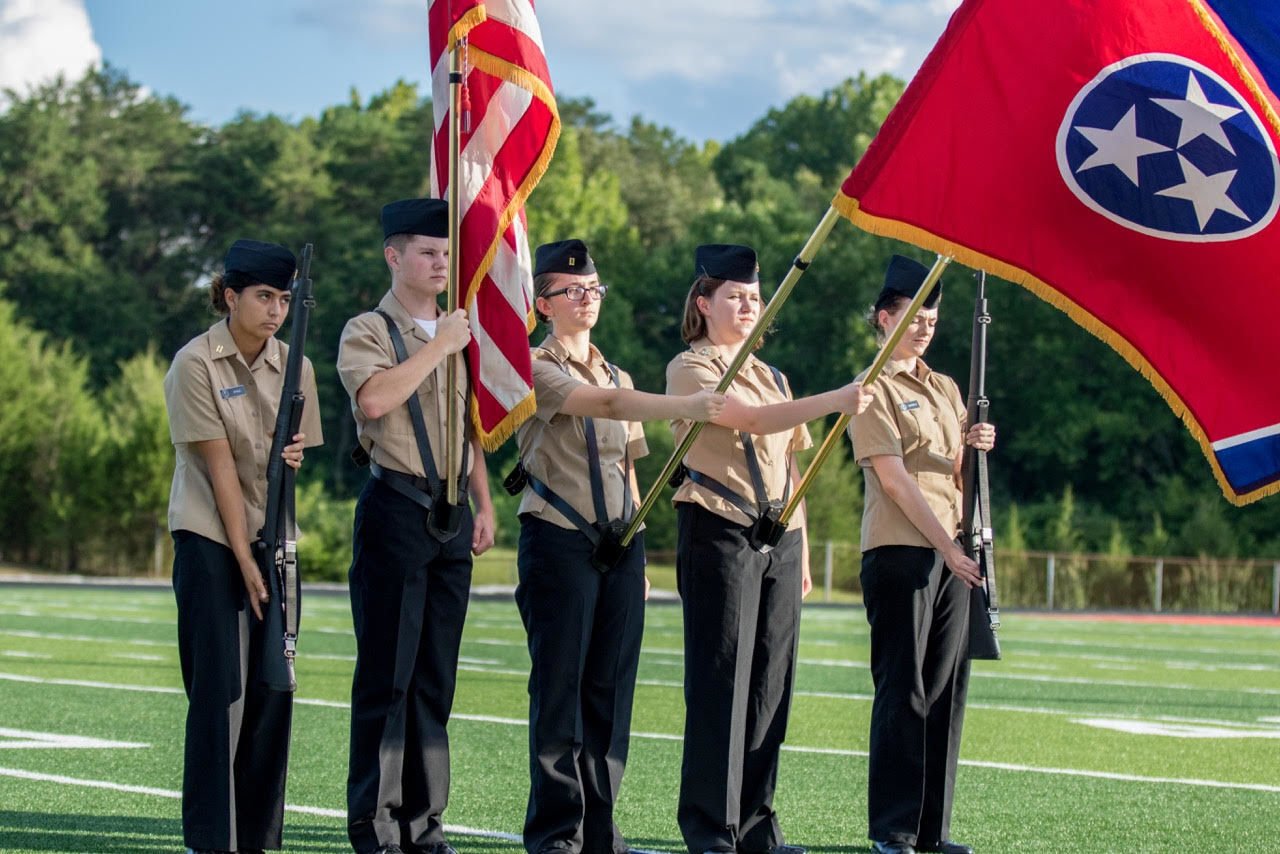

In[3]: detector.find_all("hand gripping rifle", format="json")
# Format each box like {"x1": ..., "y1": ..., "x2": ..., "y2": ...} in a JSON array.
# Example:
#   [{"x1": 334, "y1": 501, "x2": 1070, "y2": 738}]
[
  {"x1": 252, "y1": 243, "x2": 315, "y2": 692},
  {"x1": 961, "y1": 270, "x2": 1001, "y2": 660}
]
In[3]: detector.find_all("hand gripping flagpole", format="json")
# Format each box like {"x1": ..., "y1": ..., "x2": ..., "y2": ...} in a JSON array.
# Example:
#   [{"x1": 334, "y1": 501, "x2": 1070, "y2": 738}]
[
  {"x1": 444, "y1": 36, "x2": 465, "y2": 506},
  {"x1": 777, "y1": 254, "x2": 952, "y2": 527},
  {"x1": 619, "y1": 206, "x2": 845, "y2": 547}
]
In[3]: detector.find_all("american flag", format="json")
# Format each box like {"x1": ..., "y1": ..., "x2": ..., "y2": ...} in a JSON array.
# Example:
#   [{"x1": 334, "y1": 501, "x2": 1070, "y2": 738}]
[{"x1": 428, "y1": 0, "x2": 560, "y2": 449}]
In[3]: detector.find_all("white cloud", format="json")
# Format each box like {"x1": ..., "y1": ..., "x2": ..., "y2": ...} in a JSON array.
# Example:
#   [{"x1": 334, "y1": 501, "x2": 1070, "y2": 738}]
[
  {"x1": 286, "y1": 0, "x2": 960, "y2": 139},
  {"x1": 538, "y1": 0, "x2": 954, "y2": 87},
  {"x1": 0, "y1": 0, "x2": 101, "y2": 96}
]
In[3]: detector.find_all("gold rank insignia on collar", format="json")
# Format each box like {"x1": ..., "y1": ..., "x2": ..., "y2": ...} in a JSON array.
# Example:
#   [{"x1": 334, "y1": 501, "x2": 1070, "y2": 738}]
[{"x1": 697, "y1": 346, "x2": 717, "y2": 357}]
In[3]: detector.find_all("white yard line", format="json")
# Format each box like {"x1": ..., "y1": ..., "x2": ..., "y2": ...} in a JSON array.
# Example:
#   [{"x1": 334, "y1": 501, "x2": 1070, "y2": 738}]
[{"x1": 0, "y1": 766, "x2": 522, "y2": 842}]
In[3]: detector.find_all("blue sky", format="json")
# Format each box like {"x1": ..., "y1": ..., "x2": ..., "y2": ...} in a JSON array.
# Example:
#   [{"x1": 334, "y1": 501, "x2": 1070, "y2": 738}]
[{"x1": 2, "y1": 0, "x2": 960, "y2": 142}]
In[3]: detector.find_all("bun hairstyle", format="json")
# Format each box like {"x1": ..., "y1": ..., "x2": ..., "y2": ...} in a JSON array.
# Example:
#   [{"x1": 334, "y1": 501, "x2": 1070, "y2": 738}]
[{"x1": 208, "y1": 270, "x2": 258, "y2": 315}]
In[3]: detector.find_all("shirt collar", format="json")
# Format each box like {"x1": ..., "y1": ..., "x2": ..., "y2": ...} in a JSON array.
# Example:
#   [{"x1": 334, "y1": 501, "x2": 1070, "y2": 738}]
[
  {"x1": 690, "y1": 337, "x2": 762, "y2": 372},
  {"x1": 538, "y1": 334, "x2": 605, "y2": 370},
  {"x1": 206, "y1": 319, "x2": 283, "y2": 373},
  {"x1": 882, "y1": 357, "x2": 932, "y2": 382},
  {"x1": 377, "y1": 289, "x2": 419, "y2": 333}
]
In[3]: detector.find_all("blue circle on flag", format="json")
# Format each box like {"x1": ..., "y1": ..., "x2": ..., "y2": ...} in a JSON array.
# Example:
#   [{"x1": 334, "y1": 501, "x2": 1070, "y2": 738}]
[{"x1": 1056, "y1": 53, "x2": 1278, "y2": 242}]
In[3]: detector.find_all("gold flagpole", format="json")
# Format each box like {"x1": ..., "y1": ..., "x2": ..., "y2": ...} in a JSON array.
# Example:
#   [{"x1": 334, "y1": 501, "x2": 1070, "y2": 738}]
[
  {"x1": 777, "y1": 254, "x2": 951, "y2": 526},
  {"x1": 444, "y1": 40, "x2": 463, "y2": 505},
  {"x1": 619, "y1": 205, "x2": 844, "y2": 547}
]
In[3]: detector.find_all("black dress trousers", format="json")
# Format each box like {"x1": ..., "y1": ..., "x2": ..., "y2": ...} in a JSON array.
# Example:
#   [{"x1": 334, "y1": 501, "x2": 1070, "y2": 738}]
[
  {"x1": 346, "y1": 477, "x2": 475, "y2": 854},
  {"x1": 515, "y1": 516, "x2": 646, "y2": 854},
  {"x1": 860, "y1": 545, "x2": 971, "y2": 848},
  {"x1": 173, "y1": 530, "x2": 293, "y2": 853},
  {"x1": 675, "y1": 504, "x2": 802, "y2": 854}
]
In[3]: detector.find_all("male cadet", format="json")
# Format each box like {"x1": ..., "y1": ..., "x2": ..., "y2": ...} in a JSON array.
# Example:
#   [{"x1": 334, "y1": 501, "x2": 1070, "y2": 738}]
[{"x1": 337, "y1": 197, "x2": 497, "y2": 854}]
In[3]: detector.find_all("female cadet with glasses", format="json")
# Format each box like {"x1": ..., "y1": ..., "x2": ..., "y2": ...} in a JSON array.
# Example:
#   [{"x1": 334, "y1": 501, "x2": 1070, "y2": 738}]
[
  {"x1": 666, "y1": 244, "x2": 873, "y2": 854},
  {"x1": 164, "y1": 239, "x2": 323, "y2": 854},
  {"x1": 850, "y1": 255, "x2": 995, "y2": 854},
  {"x1": 508, "y1": 239, "x2": 725, "y2": 854}
]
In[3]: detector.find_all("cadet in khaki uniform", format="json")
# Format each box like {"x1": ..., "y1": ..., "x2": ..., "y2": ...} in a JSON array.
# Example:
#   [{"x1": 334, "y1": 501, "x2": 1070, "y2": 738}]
[
  {"x1": 337, "y1": 198, "x2": 496, "y2": 854},
  {"x1": 849, "y1": 256, "x2": 995, "y2": 854},
  {"x1": 510, "y1": 239, "x2": 725, "y2": 854},
  {"x1": 164, "y1": 239, "x2": 323, "y2": 854},
  {"x1": 666, "y1": 244, "x2": 872, "y2": 854}
]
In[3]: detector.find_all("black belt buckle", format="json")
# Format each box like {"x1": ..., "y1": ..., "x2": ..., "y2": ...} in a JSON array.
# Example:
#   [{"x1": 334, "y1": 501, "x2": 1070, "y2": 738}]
[
  {"x1": 427, "y1": 486, "x2": 465, "y2": 543},
  {"x1": 590, "y1": 519, "x2": 629, "y2": 573},
  {"x1": 667, "y1": 463, "x2": 688, "y2": 489},
  {"x1": 748, "y1": 501, "x2": 786, "y2": 553},
  {"x1": 503, "y1": 463, "x2": 528, "y2": 497}
]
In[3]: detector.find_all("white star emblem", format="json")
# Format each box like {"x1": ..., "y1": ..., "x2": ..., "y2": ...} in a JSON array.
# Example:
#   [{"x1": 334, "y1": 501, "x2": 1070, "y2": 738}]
[
  {"x1": 1156, "y1": 153, "x2": 1249, "y2": 230},
  {"x1": 1151, "y1": 71, "x2": 1243, "y2": 153},
  {"x1": 1075, "y1": 106, "x2": 1170, "y2": 186}
]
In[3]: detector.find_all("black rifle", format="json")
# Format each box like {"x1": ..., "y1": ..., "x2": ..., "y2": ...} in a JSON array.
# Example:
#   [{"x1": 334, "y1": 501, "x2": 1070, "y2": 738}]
[
  {"x1": 961, "y1": 270, "x2": 1001, "y2": 660},
  {"x1": 252, "y1": 243, "x2": 315, "y2": 692}
]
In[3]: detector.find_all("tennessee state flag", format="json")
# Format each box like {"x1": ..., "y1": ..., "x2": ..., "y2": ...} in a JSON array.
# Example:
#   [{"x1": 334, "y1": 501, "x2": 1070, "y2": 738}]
[
  {"x1": 428, "y1": 0, "x2": 560, "y2": 449},
  {"x1": 838, "y1": 0, "x2": 1280, "y2": 505}
]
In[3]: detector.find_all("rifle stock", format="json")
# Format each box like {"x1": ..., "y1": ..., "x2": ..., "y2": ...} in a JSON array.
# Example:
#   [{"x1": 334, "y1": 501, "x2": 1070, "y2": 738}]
[
  {"x1": 962, "y1": 270, "x2": 1001, "y2": 660},
  {"x1": 253, "y1": 243, "x2": 315, "y2": 692}
]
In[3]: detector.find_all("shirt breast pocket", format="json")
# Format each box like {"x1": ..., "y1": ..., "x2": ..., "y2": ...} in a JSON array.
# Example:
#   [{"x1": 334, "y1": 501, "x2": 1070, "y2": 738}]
[{"x1": 895, "y1": 403, "x2": 926, "y2": 455}]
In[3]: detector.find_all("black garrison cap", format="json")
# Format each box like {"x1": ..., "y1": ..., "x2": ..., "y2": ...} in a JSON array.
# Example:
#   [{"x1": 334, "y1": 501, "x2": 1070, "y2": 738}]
[
  {"x1": 875, "y1": 254, "x2": 942, "y2": 310},
  {"x1": 381, "y1": 198, "x2": 448, "y2": 240},
  {"x1": 694, "y1": 244, "x2": 759, "y2": 283},
  {"x1": 534, "y1": 239, "x2": 597, "y2": 278},
  {"x1": 224, "y1": 239, "x2": 297, "y2": 290}
]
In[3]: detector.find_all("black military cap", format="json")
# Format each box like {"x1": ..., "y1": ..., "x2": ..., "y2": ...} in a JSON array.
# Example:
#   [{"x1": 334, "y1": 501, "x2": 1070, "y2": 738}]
[
  {"x1": 534, "y1": 239, "x2": 596, "y2": 277},
  {"x1": 876, "y1": 254, "x2": 941, "y2": 310},
  {"x1": 224, "y1": 239, "x2": 297, "y2": 290},
  {"x1": 695, "y1": 244, "x2": 759, "y2": 283},
  {"x1": 381, "y1": 198, "x2": 448, "y2": 240}
]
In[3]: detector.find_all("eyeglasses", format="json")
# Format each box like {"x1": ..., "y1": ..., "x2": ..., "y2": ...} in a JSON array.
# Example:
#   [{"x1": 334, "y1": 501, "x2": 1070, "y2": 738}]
[{"x1": 542, "y1": 284, "x2": 608, "y2": 302}]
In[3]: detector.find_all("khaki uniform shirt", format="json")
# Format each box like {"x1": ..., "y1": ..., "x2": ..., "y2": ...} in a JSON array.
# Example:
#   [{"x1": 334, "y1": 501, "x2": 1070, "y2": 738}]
[
  {"x1": 666, "y1": 339, "x2": 812, "y2": 530},
  {"x1": 337, "y1": 290, "x2": 473, "y2": 479},
  {"x1": 165, "y1": 319, "x2": 324, "y2": 548},
  {"x1": 849, "y1": 358, "x2": 966, "y2": 551},
  {"x1": 516, "y1": 336, "x2": 649, "y2": 530}
]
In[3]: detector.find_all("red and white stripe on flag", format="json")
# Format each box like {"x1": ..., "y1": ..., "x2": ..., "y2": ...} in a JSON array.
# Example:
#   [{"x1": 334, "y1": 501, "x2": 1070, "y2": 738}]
[{"x1": 428, "y1": 0, "x2": 559, "y2": 449}]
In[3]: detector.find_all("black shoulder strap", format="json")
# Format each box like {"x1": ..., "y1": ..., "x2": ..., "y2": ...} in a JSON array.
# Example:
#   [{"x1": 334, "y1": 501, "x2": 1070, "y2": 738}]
[{"x1": 375, "y1": 310, "x2": 470, "y2": 494}]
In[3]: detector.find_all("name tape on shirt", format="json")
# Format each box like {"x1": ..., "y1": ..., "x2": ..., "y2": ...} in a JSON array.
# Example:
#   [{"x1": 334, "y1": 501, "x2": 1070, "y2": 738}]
[
  {"x1": 220, "y1": 385, "x2": 247, "y2": 400},
  {"x1": 898, "y1": 400, "x2": 921, "y2": 412}
]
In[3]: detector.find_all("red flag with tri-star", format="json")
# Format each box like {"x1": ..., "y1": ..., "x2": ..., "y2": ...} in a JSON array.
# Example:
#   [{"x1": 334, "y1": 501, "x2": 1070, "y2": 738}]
[
  {"x1": 428, "y1": 0, "x2": 560, "y2": 449},
  {"x1": 837, "y1": 0, "x2": 1280, "y2": 505}
]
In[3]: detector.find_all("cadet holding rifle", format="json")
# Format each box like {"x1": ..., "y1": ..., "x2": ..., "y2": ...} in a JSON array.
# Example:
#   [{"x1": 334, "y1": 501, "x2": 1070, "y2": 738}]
[
  {"x1": 337, "y1": 198, "x2": 495, "y2": 854},
  {"x1": 667, "y1": 244, "x2": 872, "y2": 854},
  {"x1": 505, "y1": 239, "x2": 725, "y2": 854},
  {"x1": 164, "y1": 239, "x2": 323, "y2": 854},
  {"x1": 849, "y1": 256, "x2": 995, "y2": 854}
]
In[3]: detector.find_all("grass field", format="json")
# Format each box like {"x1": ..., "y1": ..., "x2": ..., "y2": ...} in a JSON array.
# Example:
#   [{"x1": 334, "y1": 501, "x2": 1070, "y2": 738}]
[{"x1": 0, "y1": 583, "x2": 1278, "y2": 853}]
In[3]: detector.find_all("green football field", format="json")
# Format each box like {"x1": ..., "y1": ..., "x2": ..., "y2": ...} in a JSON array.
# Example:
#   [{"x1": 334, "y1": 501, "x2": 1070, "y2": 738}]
[{"x1": 0, "y1": 583, "x2": 1278, "y2": 853}]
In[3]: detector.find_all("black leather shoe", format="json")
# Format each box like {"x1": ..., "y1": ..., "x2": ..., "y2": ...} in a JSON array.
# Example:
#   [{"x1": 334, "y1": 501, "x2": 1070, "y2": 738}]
[
  {"x1": 918, "y1": 842, "x2": 972, "y2": 854},
  {"x1": 420, "y1": 845, "x2": 457, "y2": 854},
  {"x1": 871, "y1": 842, "x2": 916, "y2": 854},
  {"x1": 771, "y1": 846, "x2": 807, "y2": 854}
]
